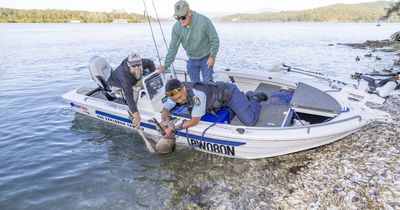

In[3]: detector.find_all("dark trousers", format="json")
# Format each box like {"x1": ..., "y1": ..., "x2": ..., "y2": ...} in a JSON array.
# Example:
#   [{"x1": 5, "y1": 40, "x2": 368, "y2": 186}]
[{"x1": 225, "y1": 83, "x2": 261, "y2": 126}]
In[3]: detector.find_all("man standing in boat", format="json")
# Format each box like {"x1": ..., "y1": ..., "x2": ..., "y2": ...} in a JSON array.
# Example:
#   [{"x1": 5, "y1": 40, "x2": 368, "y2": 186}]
[
  {"x1": 161, "y1": 79, "x2": 268, "y2": 134},
  {"x1": 107, "y1": 52, "x2": 155, "y2": 127},
  {"x1": 157, "y1": 0, "x2": 220, "y2": 82}
]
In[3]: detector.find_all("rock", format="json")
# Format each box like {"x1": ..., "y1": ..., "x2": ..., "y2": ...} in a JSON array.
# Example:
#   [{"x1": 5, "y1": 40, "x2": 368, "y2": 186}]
[
  {"x1": 339, "y1": 39, "x2": 400, "y2": 53},
  {"x1": 328, "y1": 43, "x2": 334, "y2": 46},
  {"x1": 364, "y1": 53, "x2": 372, "y2": 57},
  {"x1": 375, "y1": 56, "x2": 382, "y2": 61},
  {"x1": 351, "y1": 196, "x2": 360, "y2": 202},
  {"x1": 355, "y1": 56, "x2": 360, "y2": 61},
  {"x1": 379, "y1": 48, "x2": 396, "y2": 53},
  {"x1": 390, "y1": 31, "x2": 400, "y2": 41}
]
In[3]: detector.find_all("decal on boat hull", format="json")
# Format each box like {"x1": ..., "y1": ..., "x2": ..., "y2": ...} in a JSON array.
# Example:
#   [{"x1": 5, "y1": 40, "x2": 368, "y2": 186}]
[{"x1": 94, "y1": 110, "x2": 247, "y2": 156}]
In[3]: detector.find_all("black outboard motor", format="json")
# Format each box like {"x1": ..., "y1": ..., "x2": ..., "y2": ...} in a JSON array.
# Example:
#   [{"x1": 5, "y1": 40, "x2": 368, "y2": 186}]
[{"x1": 88, "y1": 56, "x2": 115, "y2": 101}]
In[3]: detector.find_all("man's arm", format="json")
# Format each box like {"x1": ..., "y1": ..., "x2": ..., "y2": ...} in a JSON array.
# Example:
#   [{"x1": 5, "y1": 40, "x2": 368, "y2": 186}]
[
  {"x1": 163, "y1": 24, "x2": 181, "y2": 69},
  {"x1": 122, "y1": 81, "x2": 138, "y2": 114},
  {"x1": 176, "y1": 90, "x2": 206, "y2": 129},
  {"x1": 177, "y1": 117, "x2": 201, "y2": 129},
  {"x1": 206, "y1": 19, "x2": 220, "y2": 59},
  {"x1": 123, "y1": 84, "x2": 141, "y2": 127},
  {"x1": 161, "y1": 97, "x2": 177, "y2": 122},
  {"x1": 161, "y1": 108, "x2": 171, "y2": 122},
  {"x1": 165, "y1": 117, "x2": 200, "y2": 137}
]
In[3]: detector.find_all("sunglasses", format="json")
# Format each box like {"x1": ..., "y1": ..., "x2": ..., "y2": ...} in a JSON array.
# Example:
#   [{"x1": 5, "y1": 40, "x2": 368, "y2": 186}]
[
  {"x1": 166, "y1": 88, "x2": 181, "y2": 97},
  {"x1": 128, "y1": 63, "x2": 142, "y2": 68},
  {"x1": 174, "y1": 12, "x2": 188, "y2": 21}
]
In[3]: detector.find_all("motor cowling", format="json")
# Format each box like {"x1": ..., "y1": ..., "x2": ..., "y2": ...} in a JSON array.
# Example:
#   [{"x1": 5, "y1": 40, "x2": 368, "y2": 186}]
[
  {"x1": 377, "y1": 80, "x2": 398, "y2": 97},
  {"x1": 88, "y1": 56, "x2": 112, "y2": 91}
]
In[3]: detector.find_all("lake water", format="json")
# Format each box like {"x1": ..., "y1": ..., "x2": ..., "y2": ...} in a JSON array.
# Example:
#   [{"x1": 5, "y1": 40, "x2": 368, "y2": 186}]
[{"x1": 0, "y1": 22, "x2": 399, "y2": 209}]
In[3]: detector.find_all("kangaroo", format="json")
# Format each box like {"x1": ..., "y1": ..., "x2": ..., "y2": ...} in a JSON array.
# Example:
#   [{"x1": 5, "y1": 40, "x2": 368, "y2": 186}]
[
  {"x1": 137, "y1": 118, "x2": 178, "y2": 154},
  {"x1": 128, "y1": 110, "x2": 177, "y2": 154}
]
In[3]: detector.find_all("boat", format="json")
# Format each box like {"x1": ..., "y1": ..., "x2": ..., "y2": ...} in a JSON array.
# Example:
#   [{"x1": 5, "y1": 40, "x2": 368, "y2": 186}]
[
  {"x1": 62, "y1": 56, "x2": 394, "y2": 159},
  {"x1": 112, "y1": 19, "x2": 128, "y2": 23}
]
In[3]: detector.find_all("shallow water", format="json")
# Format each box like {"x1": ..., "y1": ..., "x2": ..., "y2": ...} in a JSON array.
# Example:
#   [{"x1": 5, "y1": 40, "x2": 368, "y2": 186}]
[{"x1": 0, "y1": 22, "x2": 399, "y2": 209}]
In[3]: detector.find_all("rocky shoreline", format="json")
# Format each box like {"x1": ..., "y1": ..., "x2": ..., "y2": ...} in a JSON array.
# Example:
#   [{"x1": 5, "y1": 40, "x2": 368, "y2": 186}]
[
  {"x1": 162, "y1": 38, "x2": 400, "y2": 209},
  {"x1": 163, "y1": 98, "x2": 400, "y2": 210}
]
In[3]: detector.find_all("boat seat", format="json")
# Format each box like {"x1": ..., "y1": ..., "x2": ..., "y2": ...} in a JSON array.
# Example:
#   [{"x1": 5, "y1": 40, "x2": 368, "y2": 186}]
[
  {"x1": 290, "y1": 82, "x2": 341, "y2": 116},
  {"x1": 88, "y1": 56, "x2": 116, "y2": 101}
]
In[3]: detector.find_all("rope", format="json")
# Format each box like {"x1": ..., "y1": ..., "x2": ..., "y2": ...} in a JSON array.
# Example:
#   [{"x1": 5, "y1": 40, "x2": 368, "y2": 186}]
[
  {"x1": 265, "y1": 90, "x2": 294, "y2": 107},
  {"x1": 151, "y1": 0, "x2": 177, "y2": 79},
  {"x1": 142, "y1": 0, "x2": 162, "y2": 66},
  {"x1": 181, "y1": 122, "x2": 217, "y2": 148}
]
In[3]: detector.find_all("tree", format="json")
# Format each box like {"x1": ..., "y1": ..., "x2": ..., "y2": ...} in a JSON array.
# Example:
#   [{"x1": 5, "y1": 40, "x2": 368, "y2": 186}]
[{"x1": 382, "y1": 1, "x2": 400, "y2": 20}]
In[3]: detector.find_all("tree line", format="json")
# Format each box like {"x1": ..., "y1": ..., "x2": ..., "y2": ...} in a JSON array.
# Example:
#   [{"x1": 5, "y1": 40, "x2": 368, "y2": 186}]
[
  {"x1": 219, "y1": 1, "x2": 400, "y2": 22},
  {"x1": 0, "y1": 8, "x2": 154, "y2": 23}
]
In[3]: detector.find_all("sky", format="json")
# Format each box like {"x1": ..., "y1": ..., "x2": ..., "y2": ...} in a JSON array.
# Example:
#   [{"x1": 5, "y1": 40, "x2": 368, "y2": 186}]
[{"x1": 0, "y1": 0, "x2": 392, "y2": 18}]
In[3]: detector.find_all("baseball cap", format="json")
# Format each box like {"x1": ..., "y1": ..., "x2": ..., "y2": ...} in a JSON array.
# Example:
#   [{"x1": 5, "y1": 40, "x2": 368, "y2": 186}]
[
  {"x1": 173, "y1": 0, "x2": 190, "y2": 17},
  {"x1": 127, "y1": 52, "x2": 142, "y2": 66}
]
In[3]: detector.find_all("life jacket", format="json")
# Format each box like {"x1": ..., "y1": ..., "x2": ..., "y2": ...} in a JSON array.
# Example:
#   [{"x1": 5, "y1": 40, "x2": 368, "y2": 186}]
[{"x1": 183, "y1": 82, "x2": 233, "y2": 115}]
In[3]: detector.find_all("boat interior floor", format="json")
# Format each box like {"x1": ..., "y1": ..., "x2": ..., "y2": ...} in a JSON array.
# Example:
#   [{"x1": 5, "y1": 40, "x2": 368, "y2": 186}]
[{"x1": 230, "y1": 83, "x2": 292, "y2": 127}]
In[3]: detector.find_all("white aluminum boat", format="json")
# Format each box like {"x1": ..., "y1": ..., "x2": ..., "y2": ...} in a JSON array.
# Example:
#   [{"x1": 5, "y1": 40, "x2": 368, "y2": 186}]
[{"x1": 62, "y1": 57, "x2": 393, "y2": 159}]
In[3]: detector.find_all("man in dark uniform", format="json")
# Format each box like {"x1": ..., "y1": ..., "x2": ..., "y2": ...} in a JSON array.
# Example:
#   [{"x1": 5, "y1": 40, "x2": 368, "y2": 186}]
[
  {"x1": 107, "y1": 52, "x2": 155, "y2": 127},
  {"x1": 161, "y1": 79, "x2": 267, "y2": 134}
]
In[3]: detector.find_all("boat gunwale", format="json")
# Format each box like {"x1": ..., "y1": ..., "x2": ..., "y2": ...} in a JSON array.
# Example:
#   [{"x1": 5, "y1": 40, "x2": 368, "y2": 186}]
[{"x1": 63, "y1": 88, "x2": 367, "y2": 142}]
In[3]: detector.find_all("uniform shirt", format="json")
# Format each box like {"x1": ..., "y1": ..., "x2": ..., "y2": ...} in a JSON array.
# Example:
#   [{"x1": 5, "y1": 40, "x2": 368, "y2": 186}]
[{"x1": 164, "y1": 89, "x2": 206, "y2": 118}]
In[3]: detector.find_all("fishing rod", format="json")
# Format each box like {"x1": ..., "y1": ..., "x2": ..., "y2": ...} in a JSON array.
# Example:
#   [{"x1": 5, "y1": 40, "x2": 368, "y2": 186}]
[
  {"x1": 276, "y1": 63, "x2": 352, "y2": 86},
  {"x1": 142, "y1": 0, "x2": 162, "y2": 66},
  {"x1": 150, "y1": 0, "x2": 178, "y2": 79}
]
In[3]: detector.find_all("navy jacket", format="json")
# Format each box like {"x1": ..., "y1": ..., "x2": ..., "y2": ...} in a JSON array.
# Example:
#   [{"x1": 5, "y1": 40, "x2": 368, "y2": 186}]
[{"x1": 107, "y1": 58, "x2": 155, "y2": 113}]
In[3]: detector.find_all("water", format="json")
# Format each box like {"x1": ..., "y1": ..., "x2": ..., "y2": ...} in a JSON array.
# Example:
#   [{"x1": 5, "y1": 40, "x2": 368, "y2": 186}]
[{"x1": 0, "y1": 22, "x2": 399, "y2": 209}]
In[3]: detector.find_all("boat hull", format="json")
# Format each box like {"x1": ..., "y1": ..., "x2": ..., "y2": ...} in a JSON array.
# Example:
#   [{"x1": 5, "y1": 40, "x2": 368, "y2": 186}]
[{"x1": 64, "y1": 88, "x2": 368, "y2": 159}]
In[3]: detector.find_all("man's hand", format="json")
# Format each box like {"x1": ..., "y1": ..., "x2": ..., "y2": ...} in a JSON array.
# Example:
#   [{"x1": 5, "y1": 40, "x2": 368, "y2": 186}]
[
  {"x1": 207, "y1": 57, "x2": 215, "y2": 68},
  {"x1": 163, "y1": 126, "x2": 175, "y2": 137},
  {"x1": 132, "y1": 111, "x2": 141, "y2": 127},
  {"x1": 156, "y1": 66, "x2": 167, "y2": 73}
]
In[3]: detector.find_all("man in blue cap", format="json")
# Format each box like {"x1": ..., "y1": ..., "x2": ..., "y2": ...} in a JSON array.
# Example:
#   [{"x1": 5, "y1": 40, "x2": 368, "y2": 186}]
[
  {"x1": 157, "y1": 0, "x2": 220, "y2": 82},
  {"x1": 107, "y1": 52, "x2": 155, "y2": 126}
]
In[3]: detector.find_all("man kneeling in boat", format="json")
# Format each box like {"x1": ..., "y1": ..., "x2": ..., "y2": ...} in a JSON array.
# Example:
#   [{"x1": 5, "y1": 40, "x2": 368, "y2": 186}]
[
  {"x1": 107, "y1": 52, "x2": 155, "y2": 126},
  {"x1": 161, "y1": 79, "x2": 268, "y2": 134}
]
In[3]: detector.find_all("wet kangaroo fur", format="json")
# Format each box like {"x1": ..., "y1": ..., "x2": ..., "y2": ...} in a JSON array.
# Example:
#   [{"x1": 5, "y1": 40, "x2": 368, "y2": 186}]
[{"x1": 138, "y1": 118, "x2": 177, "y2": 154}]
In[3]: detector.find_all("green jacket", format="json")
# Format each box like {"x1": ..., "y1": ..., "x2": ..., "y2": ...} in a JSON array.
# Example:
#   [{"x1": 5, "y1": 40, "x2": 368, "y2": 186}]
[{"x1": 164, "y1": 11, "x2": 220, "y2": 68}]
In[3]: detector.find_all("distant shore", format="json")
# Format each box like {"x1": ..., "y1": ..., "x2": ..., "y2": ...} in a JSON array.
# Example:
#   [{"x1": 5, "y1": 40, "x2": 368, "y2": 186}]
[{"x1": 2, "y1": 1, "x2": 400, "y2": 24}]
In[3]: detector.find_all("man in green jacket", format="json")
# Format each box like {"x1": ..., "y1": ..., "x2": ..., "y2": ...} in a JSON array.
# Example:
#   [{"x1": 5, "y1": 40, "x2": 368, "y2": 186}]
[{"x1": 157, "y1": 0, "x2": 220, "y2": 82}]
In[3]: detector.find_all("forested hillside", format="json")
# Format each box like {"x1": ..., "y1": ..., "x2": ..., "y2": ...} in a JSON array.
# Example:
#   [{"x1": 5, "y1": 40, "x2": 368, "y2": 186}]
[
  {"x1": 219, "y1": 1, "x2": 400, "y2": 22},
  {"x1": 0, "y1": 8, "x2": 151, "y2": 23}
]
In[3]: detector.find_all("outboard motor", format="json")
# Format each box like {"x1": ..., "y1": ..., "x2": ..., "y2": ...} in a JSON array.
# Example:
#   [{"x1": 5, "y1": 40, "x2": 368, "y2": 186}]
[
  {"x1": 360, "y1": 75, "x2": 398, "y2": 97},
  {"x1": 88, "y1": 56, "x2": 115, "y2": 101},
  {"x1": 376, "y1": 79, "x2": 398, "y2": 97}
]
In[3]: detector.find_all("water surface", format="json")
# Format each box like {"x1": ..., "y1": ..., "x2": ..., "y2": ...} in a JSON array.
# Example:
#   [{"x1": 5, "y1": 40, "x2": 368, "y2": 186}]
[{"x1": 0, "y1": 22, "x2": 399, "y2": 209}]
